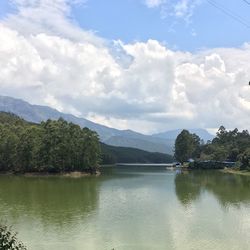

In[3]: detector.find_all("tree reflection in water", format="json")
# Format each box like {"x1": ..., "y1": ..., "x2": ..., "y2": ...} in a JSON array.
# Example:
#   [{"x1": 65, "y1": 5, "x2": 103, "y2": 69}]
[
  {"x1": 0, "y1": 176, "x2": 100, "y2": 229},
  {"x1": 175, "y1": 170, "x2": 250, "y2": 208}
]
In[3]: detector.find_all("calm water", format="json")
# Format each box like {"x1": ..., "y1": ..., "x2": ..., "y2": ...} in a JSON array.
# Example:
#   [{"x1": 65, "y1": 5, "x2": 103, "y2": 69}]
[{"x1": 1, "y1": 167, "x2": 250, "y2": 250}]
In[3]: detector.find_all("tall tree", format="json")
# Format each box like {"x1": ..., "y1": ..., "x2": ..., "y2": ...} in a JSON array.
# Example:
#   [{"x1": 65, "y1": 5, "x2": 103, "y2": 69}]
[{"x1": 174, "y1": 130, "x2": 201, "y2": 163}]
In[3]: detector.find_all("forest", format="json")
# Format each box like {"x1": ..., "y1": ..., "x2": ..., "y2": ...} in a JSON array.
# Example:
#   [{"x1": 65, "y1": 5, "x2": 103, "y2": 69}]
[
  {"x1": 0, "y1": 112, "x2": 100, "y2": 173},
  {"x1": 0, "y1": 112, "x2": 173, "y2": 173},
  {"x1": 175, "y1": 126, "x2": 250, "y2": 170}
]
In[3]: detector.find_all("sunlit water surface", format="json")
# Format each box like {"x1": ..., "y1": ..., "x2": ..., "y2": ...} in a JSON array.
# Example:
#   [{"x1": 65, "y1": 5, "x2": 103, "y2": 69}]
[{"x1": 1, "y1": 167, "x2": 250, "y2": 250}]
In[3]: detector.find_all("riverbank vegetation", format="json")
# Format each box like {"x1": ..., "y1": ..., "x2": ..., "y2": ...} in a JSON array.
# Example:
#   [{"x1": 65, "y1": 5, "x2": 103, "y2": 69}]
[
  {"x1": 0, "y1": 112, "x2": 100, "y2": 173},
  {"x1": 175, "y1": 126, "x2": 250, "y2": 171},
  {"x1": 0, "y1": 223, "x2": 26, "y2": 250}
]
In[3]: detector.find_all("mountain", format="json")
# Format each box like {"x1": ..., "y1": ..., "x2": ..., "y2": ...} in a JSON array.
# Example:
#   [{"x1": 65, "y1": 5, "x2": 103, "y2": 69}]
[
  {"x1": 0, "y1": 95, "x2": 118, "y2": 141},
  {"x1": 152, "y1": 128, "x2": 214, "y2": 142},
  {"x1": 100, "y1": 143, "x2": 173, "y2": 164},
  {"x1": 0, "y1": 96, "x2": 174, "y2": 154},
  {"x1": 0, "y1": 96, "x2": 214, "y2": 154},
  {"x1": 104, "y1": 136, "x2": 174, "y2": 155}
]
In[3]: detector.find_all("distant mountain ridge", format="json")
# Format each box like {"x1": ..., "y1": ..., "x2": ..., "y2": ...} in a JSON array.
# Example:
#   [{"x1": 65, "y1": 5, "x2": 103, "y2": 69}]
[
  {"x1": 0, "y1": 96, "x2": 214, "y2": 154},
  {"x1": 152, "y1": 128, "x2": 214, "y2": 142}
]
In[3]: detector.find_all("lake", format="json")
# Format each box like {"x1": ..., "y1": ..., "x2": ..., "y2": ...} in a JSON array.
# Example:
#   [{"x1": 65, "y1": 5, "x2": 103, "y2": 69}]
[{"x1": 1, "y1": 167, "x2": 250, "y2": 250}]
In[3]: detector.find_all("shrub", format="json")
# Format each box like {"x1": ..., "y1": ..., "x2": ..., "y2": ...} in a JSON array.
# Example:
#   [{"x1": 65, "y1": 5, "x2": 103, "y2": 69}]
[{"x1": 0, "y1": 224, "x2": 27, "y2": 250}]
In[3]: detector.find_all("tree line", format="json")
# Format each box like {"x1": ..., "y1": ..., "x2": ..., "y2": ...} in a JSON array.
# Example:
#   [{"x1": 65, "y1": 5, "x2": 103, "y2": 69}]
[
  {"x1": 0, "y1": 112, "x2": 100, "y2": 173},
  {"x1": 0, "y1": 112, "x2": 173, "y2": 172},
  {"x1": 174, "y1": 126, "x2": 250, "y2": 170}
]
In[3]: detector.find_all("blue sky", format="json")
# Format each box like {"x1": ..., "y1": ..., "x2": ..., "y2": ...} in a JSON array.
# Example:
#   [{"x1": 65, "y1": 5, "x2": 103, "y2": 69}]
[
  {"x1": 77, "y1": 0, "x2": 250, "y2": 51},
  {"x1": 75, "y1": 0, "x2": 250, "y2": 51},
  {"x1": 0, "y1": 0, "x2": 250, "y2": 133},
  {"x1": 1, "y1": 0, "x2": 249, "y2": 51}
]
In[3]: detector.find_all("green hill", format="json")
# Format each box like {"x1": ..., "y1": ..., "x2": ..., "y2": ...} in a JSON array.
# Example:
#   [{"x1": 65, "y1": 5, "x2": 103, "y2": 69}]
[
  {"x1": 100, "y1": 143, "x2": 173, "y2": 164},
  {"x1": 0, "y1": 112, "x2": 30, "y2": 126}
]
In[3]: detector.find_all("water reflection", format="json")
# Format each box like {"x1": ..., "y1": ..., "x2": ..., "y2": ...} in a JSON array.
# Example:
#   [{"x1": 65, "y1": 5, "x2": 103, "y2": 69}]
[
  {"x1": 0, "y1": 176, "x2": 100, "y2": 227},
  {"x1": 1, "y1": 169, "x2": 250, "y2": 250},
  {"x1": 175, "y1": 170, "x2": 250, "y2": 207}
]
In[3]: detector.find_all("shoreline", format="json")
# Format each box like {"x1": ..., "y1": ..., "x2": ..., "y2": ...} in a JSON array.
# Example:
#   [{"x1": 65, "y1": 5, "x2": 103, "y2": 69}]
[
  {"x1": 221, "y1": 168, "x2": 250, "y2": 176},
  {"x1": 0, "y1": 170, "x2": 101, "y2": 178}
]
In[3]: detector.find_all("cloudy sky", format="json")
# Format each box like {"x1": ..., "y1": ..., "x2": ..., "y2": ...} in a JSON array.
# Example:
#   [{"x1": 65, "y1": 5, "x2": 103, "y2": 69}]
[{"x1": 0, "y1": 0, "x2": 250, "y2": 134}]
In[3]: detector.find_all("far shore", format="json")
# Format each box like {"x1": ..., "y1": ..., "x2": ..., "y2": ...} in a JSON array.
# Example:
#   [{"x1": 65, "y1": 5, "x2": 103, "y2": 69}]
[{"x1": 0, "y1": 170, "x2": 101, "y2": 178}]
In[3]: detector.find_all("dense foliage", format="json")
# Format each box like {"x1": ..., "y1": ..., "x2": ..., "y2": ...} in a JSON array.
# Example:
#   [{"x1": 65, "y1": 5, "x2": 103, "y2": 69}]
[
  {"x1": 0, "y1": 112, "x2": 100, "y2": 173},
  {"x1": 200, "y1": 126, "x2": 250, "y2": 170},
  {"x1": 174, "y1": 129, "x2": 201, "y2": 163},
  {"x1": 100, "y1": 143, "x2": 174, "y2": 164},
  {"x1": 175, "y1": 126, "x2": 250, "y2": 170},
  {"x1": 0, "y1": 112, "x2": 173, "y2": 172},
  {"x1": 0, "y1": 224, "x2": 26, "y2": 250}
]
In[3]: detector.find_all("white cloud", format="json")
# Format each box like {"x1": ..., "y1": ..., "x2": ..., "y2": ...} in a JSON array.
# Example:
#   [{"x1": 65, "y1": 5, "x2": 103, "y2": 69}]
[
  {"x1": 144, "y1": 0, "x2": 166, "y2": 8},
  {"x1": 5, "y1": 0, "x2": 100, "y2": 44},
  {"x1": 173, "y1": 0, "x2": 201, "y2": 22},
  {"x1": 0, "y1": 0, "x2": 250, "y2": 133},
  {"x1": 144, "y1": 0, "x2": 202, "y2": 23}
]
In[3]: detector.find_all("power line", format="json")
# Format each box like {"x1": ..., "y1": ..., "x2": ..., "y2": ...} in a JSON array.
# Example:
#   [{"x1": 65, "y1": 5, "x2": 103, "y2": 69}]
[
  {"x1": 243, "y1": 0, "x2": 250, "y2": 5},
  {"x1": 207, "y1": 0, "x2": 250, "y2": 28},
  {"x1": 208, "y1": 0, "x2": 250, "y2": 23},
  {"x1": 206, "y1": 0, "x2": 250, "y2": 29}
]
